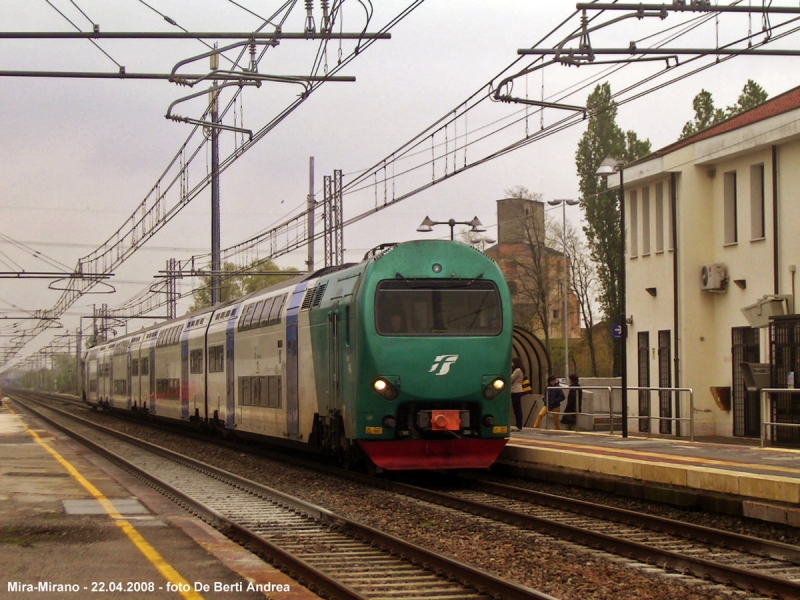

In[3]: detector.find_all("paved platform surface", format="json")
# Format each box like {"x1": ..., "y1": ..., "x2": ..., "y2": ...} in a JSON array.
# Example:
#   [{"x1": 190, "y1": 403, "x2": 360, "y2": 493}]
[
  {"x1": 500, "y1": 428, "x2": 800, "y2": 527},
  {"x1": 0, "y1": 399, "x2": 319, "y2": 600}
]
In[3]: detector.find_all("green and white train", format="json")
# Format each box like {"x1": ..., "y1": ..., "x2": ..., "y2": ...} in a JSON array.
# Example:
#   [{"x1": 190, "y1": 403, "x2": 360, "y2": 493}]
[{"x1": 83, "y1": 240, "x2": 513, "y2": 470}]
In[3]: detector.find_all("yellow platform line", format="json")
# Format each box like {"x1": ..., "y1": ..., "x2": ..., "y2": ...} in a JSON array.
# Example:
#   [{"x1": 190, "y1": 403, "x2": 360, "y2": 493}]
[
  {"x1": 511, "y1": 436, "x2": 800, "y2": 476},
  {"x1": 9, "y1": 407, "x2": 204, "y2": 600}
]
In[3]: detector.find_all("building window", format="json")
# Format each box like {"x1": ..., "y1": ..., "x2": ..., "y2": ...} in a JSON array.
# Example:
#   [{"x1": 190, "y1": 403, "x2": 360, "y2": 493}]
[
  {"x1": 641, "y1": 186, "x2": 651, "y2": 256},
  {"x1": 655, "y1": 182, "x2": 664, "y2": 253},
  {"x1": 724, "y1": 171, "x2": 738, "y2": 245},
  {"x1": 750, "y1": 163, "x2": 765, "y2": 240},
  {"x1": 629, "y1": 189, "x2": 639, "y2": 257}
]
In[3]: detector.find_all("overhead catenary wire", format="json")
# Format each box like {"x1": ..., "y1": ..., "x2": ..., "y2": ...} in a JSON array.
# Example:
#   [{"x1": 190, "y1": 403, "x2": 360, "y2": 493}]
[{"x1": 6, "y1": 2, "x2": 800, "y2": 369}]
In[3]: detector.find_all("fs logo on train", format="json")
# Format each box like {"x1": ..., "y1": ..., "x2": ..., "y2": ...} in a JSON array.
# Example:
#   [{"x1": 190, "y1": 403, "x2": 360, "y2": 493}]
[{"x1": 429, "y1": 354, "x2": 459, "y2": 375}]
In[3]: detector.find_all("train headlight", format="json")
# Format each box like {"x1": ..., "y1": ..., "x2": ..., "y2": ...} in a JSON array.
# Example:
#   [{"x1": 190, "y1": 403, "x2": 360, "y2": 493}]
[
  {"x1": 373, "y1": 378, "x2": 399, "y2": 400},
  {"x1": 482, "y1": 377, "x2": 506, "y2": 400},
  {"x1": 382, "y1": 416, "x2": 397, "y2": 428},
  {"x1": 482, "y1": 414, "x2": 496, "y2": 426}
]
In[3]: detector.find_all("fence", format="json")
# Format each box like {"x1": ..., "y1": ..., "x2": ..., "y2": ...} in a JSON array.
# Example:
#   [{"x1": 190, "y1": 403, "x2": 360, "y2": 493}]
[
  {"x1": 539, "y1": 385, "x2": 695, "y2": 440},
  {"x1": 758, "y1": 388, "x2": 800, "y2": 447}
]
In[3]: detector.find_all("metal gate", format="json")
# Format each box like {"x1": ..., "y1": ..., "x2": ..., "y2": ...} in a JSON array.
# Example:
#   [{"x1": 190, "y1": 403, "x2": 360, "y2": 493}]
[
  {"x1": 732, "y1": 326, "x2": 760, "y2": 437},
  {"x1": 768, "y1": 317, "x2": 800, "y2": 446},
  {"x1": 637, "y1": 332, "x2": 650, "y2": 432},
  {"x1": 657, "y1": 331, "x2": 673, "y2": 434}
]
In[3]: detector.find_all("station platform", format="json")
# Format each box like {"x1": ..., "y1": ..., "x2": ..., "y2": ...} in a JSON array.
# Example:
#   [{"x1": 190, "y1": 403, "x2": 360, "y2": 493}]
[
  {"x1": 0, "y1": 399, "x2": 318, "y2": 600},
  {"x1": 498, "y1": 428, "x2": 800, "y2": 528}
]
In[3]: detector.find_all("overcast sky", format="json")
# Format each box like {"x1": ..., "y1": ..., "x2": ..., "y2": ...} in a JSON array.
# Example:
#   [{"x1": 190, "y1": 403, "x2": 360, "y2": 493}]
[{"x1": 2, "y1": 0, "x2": 799, "y2": 367}]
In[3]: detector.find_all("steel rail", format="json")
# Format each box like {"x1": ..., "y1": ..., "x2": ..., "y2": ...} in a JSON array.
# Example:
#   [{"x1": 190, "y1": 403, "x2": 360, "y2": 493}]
[
  {"x1": 464, "y1": 478, "x2": 800, "y2": 565},
  {"x1": 375, "y1": 478, "x2": 800, "y2": 599},
  {"x1": 24, "y1": 390, "x2": 800, "y2": 597},
  {"x1": 11, "y1": 391, "x2": 550, "y2": 600}
]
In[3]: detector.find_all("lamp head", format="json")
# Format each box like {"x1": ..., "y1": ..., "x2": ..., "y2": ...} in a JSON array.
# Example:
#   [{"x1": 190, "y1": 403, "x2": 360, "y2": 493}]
[
  {"x1": 468, "y1": 216, "x2": 485, "y2": 232},
  {"x1": 416, "y1": 216, "x2": 434, "y2": 233},
  {"x1": 595, "y1": 156, "x2": 624, "y2": 177}
]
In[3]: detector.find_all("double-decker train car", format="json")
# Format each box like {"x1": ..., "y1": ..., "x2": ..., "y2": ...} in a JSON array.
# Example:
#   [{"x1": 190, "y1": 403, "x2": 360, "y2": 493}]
[{"x1": 83, "y1": 240, "x2": 513, "y2": 470}]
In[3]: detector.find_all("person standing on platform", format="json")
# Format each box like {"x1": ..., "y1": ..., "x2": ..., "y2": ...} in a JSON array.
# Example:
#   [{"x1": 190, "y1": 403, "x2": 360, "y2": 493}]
[
  {"x1": 510, "y1": 357, "x2": 525, "y2": 432},
  {"x1": 561, "y1": 373, "x2": 581, "y2": 425},
  {"x1": 534, "y1": 375, "x2": 565, "y2": 430}
]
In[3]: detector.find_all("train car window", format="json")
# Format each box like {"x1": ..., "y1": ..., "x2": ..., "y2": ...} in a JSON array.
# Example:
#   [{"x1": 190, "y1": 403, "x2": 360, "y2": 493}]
[
  {"x1": 375, "y1": 279, "x2": 502, "y2": 336},
  {"x1": 247, "y1": 300, "x2": 266, "y2": 329},
  {"x1": 257, "y1": 297, "x2": 275, "y2": 326},
  {"x1": 238, "y1": 375, "x2": 281, "y2": 407},
  {"x1": 140, "y1": 357, "x2": 149, "y2": 376},
  {"x1": 267, "y1": 293, "x2": 287, "y2": 325},
  {"x1": 208, "y1": 345, "x2": 224, "y2": 372},
  {"x1": 239, "y1": 377, "x2": 252, "y2": 405},
  {"x1": 189, "y1": 349, "x2": 204, "y2": 374},
  {"x1": 131, "y1": 359, "x2": 139, "y2": 376},
  {"x1": 238, "y1": 304, "x2": 257, "y2": 331},
  {"x1": 268, "y1": 376, "x2": 282, "y2": 408}
]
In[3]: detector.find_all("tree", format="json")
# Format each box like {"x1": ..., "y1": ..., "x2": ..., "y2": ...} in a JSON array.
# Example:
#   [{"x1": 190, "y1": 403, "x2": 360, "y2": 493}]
[
  {"x1": 680, "y1": 80, "x2": 768, "y2": 139},
  {"x1": 680, "y1": 90, "x2": 726, "y2": 139},
  {"x1": 575, "y1": 82, "x2": 651, "y2": 376},
  {"x1": 565, "y1": 223, "x2": 602, "y2": 376},
  {"x1": 189, "y1": 259, "x2": 298, "y2": 312},
  {"x1": 728, "y1": 79, "x2": 768, "y2": 114}
]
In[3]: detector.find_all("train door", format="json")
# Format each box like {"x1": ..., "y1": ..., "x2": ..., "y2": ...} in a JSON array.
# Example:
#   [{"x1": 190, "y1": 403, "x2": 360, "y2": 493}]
[
  {"x1": 285, "y1": 284, "x2": 307, "y2": 440},
  {"x1": 326, "y1": 302, "x2": 341, "y2": 414},
  {"x1": 181, "y1": 338, "x2": 189, "y2": 420},
  {"x1": 127, "y1": 353, "x2": 132, "y2": 409},
  {"x1": 108, "y1": 354, "x2": 114, "y2": 405},
  {"x1": 93, "y1": 358, "x2": 100, "y2": 400},
  {"x1": 149, "y1": 345, "x2": 156, "y2": 414},
  {"x1": 225, "y1": 325, "x2": 235, "y2": 428}
]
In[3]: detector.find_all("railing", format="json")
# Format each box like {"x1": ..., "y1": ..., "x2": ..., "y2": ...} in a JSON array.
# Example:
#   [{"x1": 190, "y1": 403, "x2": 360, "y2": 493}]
[
  {"x1": 540, "y1": 385, "x2": 695, "y2": 440},
  {"x1": 758, "y1": 388, "x2": 800, "y2": 448},
  {"x1": 621, "y1": 386, "x2": 695, "y2": 442},
  {"x1": 540, "y1": 385, "x2": 613, "y2": 431}
]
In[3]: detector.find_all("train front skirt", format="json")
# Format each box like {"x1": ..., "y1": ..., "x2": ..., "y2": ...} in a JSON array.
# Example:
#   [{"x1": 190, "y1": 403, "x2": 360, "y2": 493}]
[{"x1": 359, "y1": 439, "x2": 509, "y2": 470}]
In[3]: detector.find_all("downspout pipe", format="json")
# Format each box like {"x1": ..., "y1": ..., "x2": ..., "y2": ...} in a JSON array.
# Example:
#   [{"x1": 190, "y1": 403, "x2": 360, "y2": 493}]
[
  {"x1": 773, "y1": 145, "x2": 780, "y2": 295},
  {"x1": 671, "y1": 173, "x2": 680, "y2": 393}
]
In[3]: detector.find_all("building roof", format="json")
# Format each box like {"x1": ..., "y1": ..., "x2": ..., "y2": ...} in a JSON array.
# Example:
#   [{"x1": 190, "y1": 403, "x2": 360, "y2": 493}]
[{"x1": 635, "y1": 83, "x2": 800, "y2": 163}]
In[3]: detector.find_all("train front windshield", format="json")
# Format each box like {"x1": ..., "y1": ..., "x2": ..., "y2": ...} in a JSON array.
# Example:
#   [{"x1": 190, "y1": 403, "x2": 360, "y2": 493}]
[{"x1": 375, "y1": 279, "x2": 502, "y2": 336}]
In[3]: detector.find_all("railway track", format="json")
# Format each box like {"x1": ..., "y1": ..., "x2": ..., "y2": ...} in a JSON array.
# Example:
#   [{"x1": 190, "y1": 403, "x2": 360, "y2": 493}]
[
  {"x1": 365, "y1": 477, "x2": 800, "y2": 598},
  {"x1": 17, "y1": 391, "x2": 800, "y2": 598},
  {"x1": 9, "y1": 392, "x2": 547, "y2": 600}
]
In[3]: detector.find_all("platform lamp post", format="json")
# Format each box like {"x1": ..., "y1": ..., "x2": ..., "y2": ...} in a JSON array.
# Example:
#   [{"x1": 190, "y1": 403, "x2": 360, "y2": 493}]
[
  {"x1": 417, "y1": 216, "x2": 485, "y2": 241},
  {"x1": 595, "y1": 156, "x2": 628, "y2": 438},
  {"x1": 547, "y1": 199, "x2": 580, "y2": 381}
]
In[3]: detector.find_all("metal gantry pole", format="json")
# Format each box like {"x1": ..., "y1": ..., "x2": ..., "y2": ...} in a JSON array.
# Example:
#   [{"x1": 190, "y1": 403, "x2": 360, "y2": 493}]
[
  {"x1": 619, "y1": 168, "x2": 628, "y2": 438},
  {"x1": 562, "y1": 202, "x2": 569, "y2": 380},
  {"x1": 307, "y1": 157, "x2": 315, "y2": 273},
  {"x1": 210, "y1": 48, "x2": 221, "y2": 306}
]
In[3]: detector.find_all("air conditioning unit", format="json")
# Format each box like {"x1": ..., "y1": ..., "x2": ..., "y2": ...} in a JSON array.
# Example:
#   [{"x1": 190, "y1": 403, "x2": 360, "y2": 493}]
[{"x1": 701, "y1": 263, "x2": 727, "y2": 291}]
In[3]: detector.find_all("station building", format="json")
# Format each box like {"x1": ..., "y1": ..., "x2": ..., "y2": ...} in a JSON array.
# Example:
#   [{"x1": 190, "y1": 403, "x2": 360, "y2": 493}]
[{"x1": 617, "y1": 84, "x2": 800, "y2": 442}]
